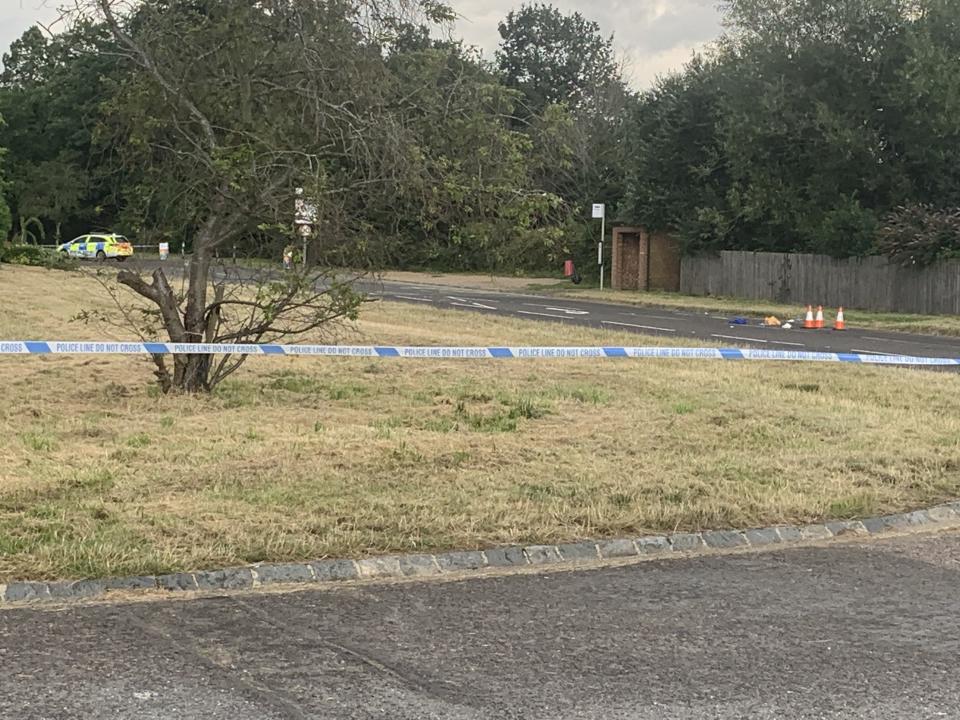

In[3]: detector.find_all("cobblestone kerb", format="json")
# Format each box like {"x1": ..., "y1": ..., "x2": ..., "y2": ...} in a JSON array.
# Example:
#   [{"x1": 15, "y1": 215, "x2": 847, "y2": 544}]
[{"x1": 3, "y1": 502, "x2": 959, "y2": 606}]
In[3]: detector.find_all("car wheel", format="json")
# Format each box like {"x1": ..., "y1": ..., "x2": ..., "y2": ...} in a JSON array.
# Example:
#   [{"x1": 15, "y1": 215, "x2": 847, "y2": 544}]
[{"x1": 96, "y1": 250, "x2": 106, "y2": 261}]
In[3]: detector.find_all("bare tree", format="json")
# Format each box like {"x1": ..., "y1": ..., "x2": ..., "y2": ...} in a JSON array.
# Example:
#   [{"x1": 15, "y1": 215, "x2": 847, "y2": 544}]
[{"x1": 69, "y1": 0, "x2": 451, "y2": 392}]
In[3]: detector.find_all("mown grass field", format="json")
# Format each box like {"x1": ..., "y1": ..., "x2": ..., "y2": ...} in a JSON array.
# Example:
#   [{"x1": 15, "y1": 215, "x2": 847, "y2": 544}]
[{"x1": 1, "y1": 264, "x2": 959, "y2": 581}]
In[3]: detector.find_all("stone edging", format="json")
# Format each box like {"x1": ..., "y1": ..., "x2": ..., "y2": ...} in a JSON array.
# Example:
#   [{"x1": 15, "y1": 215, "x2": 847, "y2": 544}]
[{"x1": 3, "y1": 503, "x2": 959, "y2": 606}]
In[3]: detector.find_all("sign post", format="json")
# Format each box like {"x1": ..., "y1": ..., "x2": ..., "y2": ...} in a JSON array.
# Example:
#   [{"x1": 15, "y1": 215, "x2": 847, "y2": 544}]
[
  {"x1": 592, "y1": 203, "x2": 605, "y2": 290},
  {"x1": 294, "y1": 187, "x2": 318, "y2": 269}
]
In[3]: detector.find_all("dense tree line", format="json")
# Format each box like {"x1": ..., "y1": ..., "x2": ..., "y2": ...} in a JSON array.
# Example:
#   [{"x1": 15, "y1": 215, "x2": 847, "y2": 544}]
[
  {"x1": 0, "y1": 1, "x2": 627, "y2": 275},
  {"x1": 623, "y1": 0, "x2": 960, "y2": 261},
  {"x1": 2, "y1": 0, "x2": 960, "y2": 271}
]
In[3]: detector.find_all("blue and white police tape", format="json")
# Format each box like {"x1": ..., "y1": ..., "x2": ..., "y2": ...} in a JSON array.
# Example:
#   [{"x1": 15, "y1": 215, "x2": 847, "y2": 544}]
[{"x1": 0, "y1": 341, "x2": 958, "y2": 366}]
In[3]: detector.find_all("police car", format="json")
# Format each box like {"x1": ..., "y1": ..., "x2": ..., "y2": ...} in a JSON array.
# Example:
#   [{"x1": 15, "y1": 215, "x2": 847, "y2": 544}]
[{"x1": 58, "y1": 233, "x2": 134, "y2": 261}]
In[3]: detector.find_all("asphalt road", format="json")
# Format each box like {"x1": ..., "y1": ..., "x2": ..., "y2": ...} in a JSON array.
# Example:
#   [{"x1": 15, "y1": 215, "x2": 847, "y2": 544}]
[
  {"x1": 3, "y1": 530, "x2": 959, "y2": 719},
  {"x1": 363, "y1": 277, "x2": 960, "y2": 359},
  {"x1": 119, "y1": 256, "x2": 960, "y2": 359}
]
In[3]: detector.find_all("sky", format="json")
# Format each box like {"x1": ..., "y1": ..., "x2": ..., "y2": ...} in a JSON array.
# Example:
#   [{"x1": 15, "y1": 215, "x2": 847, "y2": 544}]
[{"x1": 1, "y1": 0, "x2": 725, "y2": 89}]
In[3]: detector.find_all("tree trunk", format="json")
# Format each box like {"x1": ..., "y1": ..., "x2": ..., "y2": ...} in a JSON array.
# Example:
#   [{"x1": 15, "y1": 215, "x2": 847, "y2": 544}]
[
  {"x1": 172, "y1": 354, "x2": 213, "y2": 393},
  {"x1": 118, "y1": 251, "x2": 215, "y2": 393},
  {"x1": 172, "y1": 231, "x2": 215, "y2": 392}
]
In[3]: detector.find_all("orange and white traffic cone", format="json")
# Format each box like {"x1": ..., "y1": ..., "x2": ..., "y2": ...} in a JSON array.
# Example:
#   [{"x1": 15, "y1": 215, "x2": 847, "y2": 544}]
[
  {"x1": 833, "y1": 307, "x2": 846, "y2": 331},
  {"x1": 803, "y1": 305, "x2": 816, "y2": 329},
  {"x1": 815, "y1": 305, "x2": 825, "y2": 329}
]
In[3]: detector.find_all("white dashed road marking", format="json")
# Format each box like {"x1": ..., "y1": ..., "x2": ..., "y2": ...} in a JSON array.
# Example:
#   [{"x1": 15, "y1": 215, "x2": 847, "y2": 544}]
[
  {"x1": 602, "y1": 320, "x2": 677, "y2": 333},
  {"x1": 862, "y1": 336, "x2": 912, "y2": 344},
  {"x1": 446, "y1": 296, "x2": 498, "y2": 310},
  {"x1": 517, "y1": 310, "x2": 573, "y2": 320},
  {"x1": 712, "y1": 334, "x2": 768, "y2": 343},
  {"x1": 543, "y1": 307, "x2": 590, "y2": 315},
  {"x1": 450, "y1": 302, "x2": 497, "y2": 311}
]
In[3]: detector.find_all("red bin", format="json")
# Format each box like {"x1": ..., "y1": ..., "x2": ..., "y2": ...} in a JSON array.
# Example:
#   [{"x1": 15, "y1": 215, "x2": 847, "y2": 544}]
[{"x1": 563, "y1": 259, "x2": 575, "y2": 277}]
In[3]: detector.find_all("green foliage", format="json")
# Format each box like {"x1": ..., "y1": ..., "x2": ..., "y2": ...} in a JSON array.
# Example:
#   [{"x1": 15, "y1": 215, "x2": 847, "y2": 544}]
[
  {"x1": 16, "y1": 161, "x2": 88, "y2": 242},
  {"x1": 496, "y1": 3, "x2": 621, "y2": 117},
  {"x1": 0, "y1": 24, "x2": 121, "y2": 243},
  {"x1": 0, "y1": 185, "x2": 9, "y2": 241},
  {"x1": 876, "y1": 205, "x2": 960, "y2": 267},
  {"x1": 0, "y1": 116, "x2": 9, "y2": 240},
  {"x1": 495, "y1": 4, "x2": 634, "y2": 267},
  {"x1": 621, "y1": 57, "x2": 730, "y2": 253},
  {"x1": 373, "y1": 41, "x2": 572, "y2": 271},
  {"x1": 0, "y1": 243, "x2": 76, "y2": 270},
  {"x1": 9, "y1": 0, "x2": 960, "y2": 271},
  {"x1": 622, "y1": 0, "x2": 960, "y2": 259},
  {"x1": 0, "y1": 2, "x2": 631, "y2": 276}
]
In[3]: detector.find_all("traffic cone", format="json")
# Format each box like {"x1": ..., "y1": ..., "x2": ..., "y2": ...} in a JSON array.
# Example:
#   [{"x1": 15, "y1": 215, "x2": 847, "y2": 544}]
[
  {"x1": 815, "y1": 305, "x2": 825, "y2": 329},
  {"x1": 833, "y1": 306, "x2": 846, "y2": 331},
  {"x1": 803, "y1": 305, "x2": 816, "y2": 329}
]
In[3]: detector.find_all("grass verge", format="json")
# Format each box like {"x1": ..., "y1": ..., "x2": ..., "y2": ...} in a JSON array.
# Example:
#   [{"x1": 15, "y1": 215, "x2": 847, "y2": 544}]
[{"x1": 1, "y1": 266, "x2": 959, "y2": 581}]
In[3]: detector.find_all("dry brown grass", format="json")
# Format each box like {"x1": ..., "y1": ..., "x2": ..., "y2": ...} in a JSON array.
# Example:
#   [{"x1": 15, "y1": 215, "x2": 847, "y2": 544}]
[{"x1": 2, "y1": 265, "x2": 960, "y2": 581}]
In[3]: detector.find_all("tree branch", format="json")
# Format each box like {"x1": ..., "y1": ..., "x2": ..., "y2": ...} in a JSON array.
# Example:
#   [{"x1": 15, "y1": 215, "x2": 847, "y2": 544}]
[{"x1": 118, "y1": 268, "x2": 189, "y2": 342}]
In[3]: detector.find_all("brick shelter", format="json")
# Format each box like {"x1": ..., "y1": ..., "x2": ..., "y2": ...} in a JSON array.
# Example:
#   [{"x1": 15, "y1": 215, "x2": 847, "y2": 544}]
[{"x1": 611, "y1": 227, "x2": 681, "y2": 292}]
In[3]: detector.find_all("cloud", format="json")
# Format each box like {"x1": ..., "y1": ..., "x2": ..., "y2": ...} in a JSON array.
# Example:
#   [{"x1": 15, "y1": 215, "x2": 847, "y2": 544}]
[
  {"x1": 1, "y1": 1, "x2": 66, "y2": 66},
  {"x1": 1, "y1": 0, "x2": 724, "y2": 87},
  {"x1": 454, "y1": 0, "x2": 723, "y2": 88}
]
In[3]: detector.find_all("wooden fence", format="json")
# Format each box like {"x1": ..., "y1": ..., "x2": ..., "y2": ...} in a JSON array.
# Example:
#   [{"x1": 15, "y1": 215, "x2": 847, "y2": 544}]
[{"x1": 680, "y1": 251, "x2": 960, "y2": 315}]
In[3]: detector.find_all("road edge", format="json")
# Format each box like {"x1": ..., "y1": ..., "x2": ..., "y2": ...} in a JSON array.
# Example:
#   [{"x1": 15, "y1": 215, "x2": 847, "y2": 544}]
[{"x1": 3, "y1": 502, "x2": 959, "y2": 606}]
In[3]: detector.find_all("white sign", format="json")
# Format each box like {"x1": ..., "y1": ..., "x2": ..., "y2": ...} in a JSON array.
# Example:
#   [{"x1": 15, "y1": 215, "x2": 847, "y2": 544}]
[
  {"x1": 294, "y1": 199, "x2": 318, "y2": 225},
  {"x1": 294, "y1": 188, "x2": 318, "y2": 226},
  {"x1": 592, "y1": 203, "x2": 605, "y2": 219},
  {"x1": 158, "y1": 242, "x2": 169, "y2": 260}
]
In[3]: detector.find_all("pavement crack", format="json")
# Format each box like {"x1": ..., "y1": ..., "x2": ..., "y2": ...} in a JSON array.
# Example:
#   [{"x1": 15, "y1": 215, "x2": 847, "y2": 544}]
[
  {"x1": 124, "y1": 604, "x2": 310, "y2": 720},
  {"x1": 230, "y1": 596, "x2": 454, "y2": 704}
]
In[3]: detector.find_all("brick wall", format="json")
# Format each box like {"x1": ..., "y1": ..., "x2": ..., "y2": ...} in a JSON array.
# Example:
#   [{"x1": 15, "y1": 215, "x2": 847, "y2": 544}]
[
  {"x1": 648, "y1": 232, "x2": 681, "y2": 291},
  {"x1": 612, "y1": 227, "x2": 647, "y2": 291},
  {"x1": 612, "y1": 227, "x2": 680, "y2": 292}
]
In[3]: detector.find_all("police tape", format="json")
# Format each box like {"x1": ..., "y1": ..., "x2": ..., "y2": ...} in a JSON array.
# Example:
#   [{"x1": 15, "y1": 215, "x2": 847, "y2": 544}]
[{"x1": 0, "y1": 341, "x2": 958, "y2": 366}]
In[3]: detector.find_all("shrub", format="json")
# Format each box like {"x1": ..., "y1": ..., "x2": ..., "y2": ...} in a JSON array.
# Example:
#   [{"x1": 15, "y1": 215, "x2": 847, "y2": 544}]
[
  {"x1": 0, "y1": 243, "x2": 77, "y2": 270},
  {"x1": 875, "y1": 205, "x2": 960, "y2": 267}
]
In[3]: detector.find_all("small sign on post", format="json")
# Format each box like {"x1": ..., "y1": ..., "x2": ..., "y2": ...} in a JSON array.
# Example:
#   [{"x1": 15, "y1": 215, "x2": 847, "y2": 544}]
[
  {"x1": 158, "y1": 242, "x2": 169, "y2": 261},
  {"x1": 592, "y1": 203, "x2": 606, "y2": 290},
  {"x1": 294, "y1": 187, "x2": 318, "y2": 269}
]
